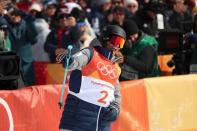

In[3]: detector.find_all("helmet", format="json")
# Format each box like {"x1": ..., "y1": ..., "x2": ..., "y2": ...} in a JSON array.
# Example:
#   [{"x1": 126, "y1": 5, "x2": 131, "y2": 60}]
[
  {"x1": 100, "y1": 25, "x2": 126, "y2": 49},
  {"x1": 101, "y1": 25, "x2": 126, "y2": 40}
]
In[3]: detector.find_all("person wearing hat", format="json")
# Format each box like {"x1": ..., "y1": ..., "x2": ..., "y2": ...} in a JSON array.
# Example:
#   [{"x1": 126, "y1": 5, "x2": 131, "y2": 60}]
[
  {"x1": 168, "y1": 0, "x2": 192, "y2": 33},
  {"x1": 2, "y1": 9, "x2": 37, "y2": 86},
  {"x1": 90, "y1": 0, "x2": 112, "y2": 35},
  {"x1": 29, "y1": 2, "x2": 42, "y2": 17},
  {"x1": 57, "y1": 25, "x2": 126, "y2": 131},
  {"x1": 120, "y1": 20, "x2": 160, "y2": 80},
  {"x1": 44, "y1": 12, "x2": 69, "y2": 62},
  {"x1": 124, "y1": 0, "x2": 139, "y2": 19},
  {"x1": 112, "y1": 6, "x2": 126, "y2": 26},
  {"x1": 131, "y1": 1, "x2": 171, "y2": 36},
  {"x1": 43, "y1": 0, "x2": 58, "y2": 29}
]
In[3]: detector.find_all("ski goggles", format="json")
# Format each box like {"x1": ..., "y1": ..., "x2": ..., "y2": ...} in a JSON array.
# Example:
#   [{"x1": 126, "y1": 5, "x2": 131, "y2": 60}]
[{"x1": 110, "y1": 35, "x2": 125, "y2": 49}]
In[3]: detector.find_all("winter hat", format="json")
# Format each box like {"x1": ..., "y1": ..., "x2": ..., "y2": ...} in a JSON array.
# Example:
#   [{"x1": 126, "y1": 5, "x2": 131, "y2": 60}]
[
  {"x1": 65, "y1": 2, "x2": 81, "y2": 13},
  {"x1": 0, "y1": 17, "x2": 8, "y2": 27},
  {"x1": 124, "y1": 0, "x2": 138, "y2": 6},
  {"x1": 44, "y1": 0, "x2": 57, "y2": 9},
  {"x1": 57, "y1": 13, "x2": 68, "y2": 20},
  {"x1": 123, "y1": 20, "x2": 139, "y2": 36},
  {"x1": 30, "y1": 3, "x2": 42, "y2": 12},
  {"x1": 112, "y1": 6, "x2": 125, "y2": 14},
  {"x1": 10, "y1": 9, "x2": 22, "y2": 17},
  {"x1": 67, "y1": 7, "x2": 86, "y2": 22}
]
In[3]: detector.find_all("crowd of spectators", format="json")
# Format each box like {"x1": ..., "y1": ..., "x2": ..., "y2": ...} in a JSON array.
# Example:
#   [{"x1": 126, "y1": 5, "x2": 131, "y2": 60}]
[{"x1": 0, "y1": 0, "x2": 197, "y2": 86}]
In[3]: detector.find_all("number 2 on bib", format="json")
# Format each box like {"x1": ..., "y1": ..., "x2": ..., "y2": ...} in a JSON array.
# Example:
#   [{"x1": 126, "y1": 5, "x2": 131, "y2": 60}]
[{"x1": 97, "y1": 90, "x2": 108, "y2": 104}]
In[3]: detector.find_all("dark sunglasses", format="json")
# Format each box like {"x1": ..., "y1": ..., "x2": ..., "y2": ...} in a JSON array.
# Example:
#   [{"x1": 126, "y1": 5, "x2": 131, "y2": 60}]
[
  {"x1": 127, "y1": 5, "x2": 137, "y2": 8},
  {"x1": 115, "y1": 12, "x2": 124, "y2": 16}
]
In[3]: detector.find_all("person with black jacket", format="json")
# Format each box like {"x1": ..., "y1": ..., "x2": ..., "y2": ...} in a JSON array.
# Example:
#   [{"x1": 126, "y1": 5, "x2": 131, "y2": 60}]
[{"x1": 120, "y1": 20, "x2": 160, "y2": 81}]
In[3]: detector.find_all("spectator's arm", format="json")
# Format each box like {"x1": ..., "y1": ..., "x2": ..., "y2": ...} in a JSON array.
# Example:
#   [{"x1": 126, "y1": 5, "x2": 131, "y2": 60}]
[
  {"x1": 26, "y1": 20, "x2": 38, "y2": 45},
  {"x1": 44, "y1": 30, "x2": 57, "y2": 55}
]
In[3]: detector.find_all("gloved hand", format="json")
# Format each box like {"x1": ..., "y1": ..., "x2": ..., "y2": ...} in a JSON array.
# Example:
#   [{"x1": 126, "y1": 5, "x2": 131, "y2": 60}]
[
  {"x1": 112, "y1": 50, "x2": 124, "y2": 64},
  {"x1": 55, "y1": 48, "x2": 68, "y2": 63},
  {"x1": 102, "y1": 102, "x2": 120, "y2": 121}
]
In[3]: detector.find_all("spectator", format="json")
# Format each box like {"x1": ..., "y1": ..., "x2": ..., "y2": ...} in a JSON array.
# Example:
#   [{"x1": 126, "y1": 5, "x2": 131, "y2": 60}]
[
  {"x1": 29, "y1": 2, "x2": 42, "y2": 17},
  {"x1": 132, "y1": 2, "x2": 170, "y2": 36},
  {"x1": 56, "y1": 0, "x2": 67, "y2": 7},
  {"x1": 168, "y1": 0, "x2": 193, "y2": 33},
  {"x1": 56, "y1": 3, "x2": 69, "y2": 14},
  {"x1": 120, "y1": 20, "x2": 160, "y2": 80},
  {"x1": 78, "y1": 0, "x2": 92, "y2": 23},
  {"x1": 100, "y1": 8, "x2": 114, "y2": 30},
  {"x1": 43, "y1": 1, "x2": 58, "y2": 29},
  {"x1": 90, "y1": 0, "x2": 112, "y2": 35},
  {"x1": 44, "y1": 13, "x2": 69, "y2": 62},
  {"x1": 124, "y1": 0, "x2": 139, "y2": 19},
  {"x1": 60, "y1": 7, "x2": 86, "y2": 53},
  {"x1": 5, "y1": 9, "x2": 37, "y2": 86},
  {"x1": 64, "y1": 1, "x2": 82, "y2": 14},
  {"x1": 112, "y1": 6, "x2": 127, "y2": 27},
  {"x1": 111, "y1": 0, "x2": 124, "y2": 9},
  {"x1": 78, "y1": 0, "x2": 91, "y2": 12}
]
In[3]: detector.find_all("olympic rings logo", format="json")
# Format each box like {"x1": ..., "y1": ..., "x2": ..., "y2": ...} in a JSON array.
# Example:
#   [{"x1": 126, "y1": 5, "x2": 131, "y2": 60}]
[{"x1": 97, "y1": 62, "x2": 118, "y2": 79}]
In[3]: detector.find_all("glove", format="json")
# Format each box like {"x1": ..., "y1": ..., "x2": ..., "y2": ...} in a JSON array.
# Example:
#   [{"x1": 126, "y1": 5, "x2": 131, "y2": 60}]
[
  {"x1": 62, "y1": 56, "x2": 74, "y2": 69},
  {"x1": 112, "y1": 50, "x2": 124, "y2": 64},
  {"x1": 101, "y1": 103, "x2": 120, "y2": 121},
  {"x1": 55, "y1": 48, "x2": 68, "y2": 63}
]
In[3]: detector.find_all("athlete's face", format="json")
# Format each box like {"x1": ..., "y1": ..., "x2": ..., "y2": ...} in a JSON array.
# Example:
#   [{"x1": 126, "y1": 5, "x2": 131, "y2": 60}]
[
  {"x1": 106, "y1": 41, "x2": 120, "y2": 51},
  {"x1": 108, "y1": 35, "x2": 125, "y2": 51}
]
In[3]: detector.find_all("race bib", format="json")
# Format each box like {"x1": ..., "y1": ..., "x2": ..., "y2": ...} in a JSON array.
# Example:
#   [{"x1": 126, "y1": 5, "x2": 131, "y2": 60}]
[{"x1": 69, "y1": 76, "x2": 115, "y2": 107}]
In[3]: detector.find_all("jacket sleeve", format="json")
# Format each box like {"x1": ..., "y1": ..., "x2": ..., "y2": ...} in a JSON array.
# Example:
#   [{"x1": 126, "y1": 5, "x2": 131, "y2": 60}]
[
  {"x1": 64, "y1": 47, "x2": 93, "y2": 70},
  {"x1": 111, "y1": 80, "x2": 121, "y2": 114},
  {"x1": 44, "y1": 30, "x2": 57, "y2": 54}
]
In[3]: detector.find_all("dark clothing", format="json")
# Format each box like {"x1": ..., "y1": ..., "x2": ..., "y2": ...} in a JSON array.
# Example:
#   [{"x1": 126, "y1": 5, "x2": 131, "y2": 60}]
[
  {"x1": 59, "y1": 39, "x2": 121, "y2": 130},
  {"x1": 61, "y1": 25, "x2": 82, "y2": 53},
  {"x1": 132, "y1": 9, "x2": 158, "y2": 36},
  {"x1": 168, "y1": 10, "x2": 192, "y2": 33},
  {"x1": 5, "y1": 16, "x2": 37, "y2": 86},
  {"x1": 132, "y1": 8, "x2": 170, "y2": 36},
  {"x1": 44, "y1": 28, "x2": 61, "y2": 62},
  {"x1": 44, "y1": 26, "x2": 81, "y2": 62},
  {"x1": 120, "y1": 32, "x2": 160, "y2": 80},
  {"x1": 125, "y1": 46, "x2": 156, "y2": 72},
  {"x1": 189, "y1": 33, "x2": 197, "y2": 73},
  {"x1": 60, "y1": 94, "x2": 111, "y2": 131}
]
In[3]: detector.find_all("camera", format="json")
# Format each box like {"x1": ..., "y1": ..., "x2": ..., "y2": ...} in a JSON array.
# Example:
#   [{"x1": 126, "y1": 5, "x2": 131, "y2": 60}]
[{"x1": 158, "y1": 29, "x2": 192, "y2": 75}]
